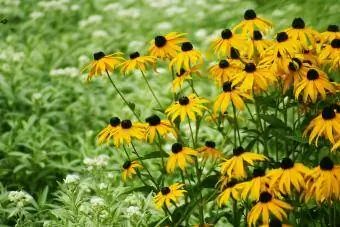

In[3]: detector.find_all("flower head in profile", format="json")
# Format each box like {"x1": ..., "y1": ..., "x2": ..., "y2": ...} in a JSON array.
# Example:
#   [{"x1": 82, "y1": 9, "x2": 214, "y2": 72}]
[
  {"x1": 220, "y1": 146, "x2": 268, "y2": 179},
  {"x1": 217, "y1": 178, "x2": 242, "y2": 206},
  {"x1": 144, "y1": 114, "x2": 176, "y2": 143},
  {"x1": 165, "y1": 94, "x2": 209, "y2": 122},
  {"x1": 82, "y1": 52, "x2": 124, "y2": 81},
  {"x1": 197, "y1": 141, "x2": 223, "y2": 161},
  {"x1": 154, "y1": 183, "x2": 186, "y2": 209},
  {"x1": 169, "y1": 42, "x2": 203, "y2": 73},
  {"x1": 107, "y1": 119, "x2": 145, "y2": 147},
  {"x1": 320, "y1": 25, "x2": 340, "y2": 44},
  {"x1": 238, "y1": 168, "x2": 270, "y2": 201},
  {"x1": 97, "y1": 117, "x2": 122, "y2": 145},
  {"x1": 149, "y1": 32, "x2": 188, "y2": 59},
  {"x1": 121, "y1": 160, "x2": 143, "y2": 182},
  {"x1": 166, "y1": 143, "x2": 198, "y2": 173},
  {"x1": 233, "y1": 9, "x2": 272, "y2": 35},
  {"x1": 208, "y1": 59, "x2": 240, "y2": 86},
  {"x1": 212, "y1": 29, "x2": 247, "y2": 58},
  {"x1": 248, "y1": 30, "x2": 273, "y2": 57},
  {"x1": 213, "y1": 81, "x2": 253, "y2": 113},
  {"x1": 171, "y1": 66, "x2": 200, "y2": 92},
  {"x1": 318, "y1": 38, "x2": 340, "y2": 70},
  {"x1": 247, "y1": 191, "x2": 293, "y2": 226},
  {"x1": 119, "y1": 51, "x2": 157, "y2": 74}
]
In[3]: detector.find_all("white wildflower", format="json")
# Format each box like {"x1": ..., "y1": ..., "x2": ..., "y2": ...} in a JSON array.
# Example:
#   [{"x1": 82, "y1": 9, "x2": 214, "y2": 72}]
[
  {"x1": 64, "y1": 174, "x2": 80, "y2": 184},
  {"x1": 29, "y1": 11, "x2": 44, "y2": 20},
  {"x1": 126, "y1": 206, "x2": 141, "y2": 217},
  {"x1": 90, "y1": 196, "x2": 105, "y2": 208},
  {"x1": 92, "y1": 30, "x2": 109, "y2": 39}
]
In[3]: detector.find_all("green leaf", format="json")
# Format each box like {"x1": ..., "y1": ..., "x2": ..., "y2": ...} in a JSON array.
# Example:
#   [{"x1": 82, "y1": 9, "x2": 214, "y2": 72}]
[
  {"x1": 260, "y1": 114, "x2": 288, "y2": 129},
  {"x1": 128, "y1": 102, "x2": 135, "y2": 110},
  {"x1": 141, "y1": 150, "x2": 169, "y2": 160},
  {"x1": 123, "y1": 186, "x2": 156, "y2": 195},
  {"x1": 201, "y1": 175, "x2": 219, "y2": 188}
]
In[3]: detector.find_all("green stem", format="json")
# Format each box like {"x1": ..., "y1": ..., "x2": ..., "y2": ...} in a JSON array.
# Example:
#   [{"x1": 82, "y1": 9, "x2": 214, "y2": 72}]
[
  {"x1": 140, "y1": 70, "x2": 163, "y2": 109},
  {"x1": 232, "y1": 199, "x2": 239, "y2": 227},
  {"x1": 187, "y1": 118, "x2": 196, "y2": 148},
  {"x1": 156, "y1": 132, "x2": 166, "y2": 182},
  {"x1": 232, "y1": 103, "x2": 241, "y2": 146}
]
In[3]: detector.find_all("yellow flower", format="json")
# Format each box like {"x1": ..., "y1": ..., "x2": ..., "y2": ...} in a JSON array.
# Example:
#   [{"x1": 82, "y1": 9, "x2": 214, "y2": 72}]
[
  {"x1": 208, "y1": 59, "x2": 240, "y2": 86},
  {"x1": 165, "y1": 94, "x2": 209, "y2": 122},
  {"x1": 318, "y1": 38, "x2": 340, "y2": 70},
  {"x1": 232, "y1": 9, "x2": 272, "y2": 35},
  {"x1": 320, "y1": 25, "x2": 340, "y2": 44},
  {"x1": 82, "y1": 52, "x2": 124, "y2": 81},
  {"x1": 97, "y1": 117, "x2": 121, "y2": 145},
  {"x1": 148, "y1": 32, "x2": 188, "y2": 59},
  {"x1": 303, "y1": 106, "x2": 340, "y2": 145},
  {"x1": 166, "y1": 143, "x2": 198, "y2": 173},
  {"x1": 285, "y1": 18, "x2": 319, "y2": 48},
  {"x1": 247, "y1": 192, "x2": 293, "y2": 227},
  {"x1": 238, "y1": 168, "x2": 270, "y2": 201},
  {"x1": 248, "y1": 30, "x2": 273, "y2": 57},
  {"x1": 305, "y1": 157, "x2": 340, "y2": 202},
  {"x1": 217, "y1": 179, "x2": 242, "y2": 206},
  {"x1": 169, "y1": 42, "x2": 203, "y2": 73},
  {"x1": 197, "y1": 141, "x2": 223, "y2": 161},
  {"x1": 119, "y1": 52, "x2": 157, "y2": 74},
  {"x1": 154, "y1": 183, "x2": 186, "y2": 209},
  {"x1": 267, "y1": 158, "x2": 309, "y2": 195},
  {"x1": 211, "y1": 29, "x2": 247, "y2": 58},
  {"x1": 232, "y1": 62, "x2": 277, "y2": 92},
  {"x1": 302, "y1": 49, "x2": 319, "y2": 66},
  {"x1": 144, "y1": 114, "x2": 176, "y2": 143},
  {"x1": 108, "y1": 119, "x2": 145, "y2": 147},
  {"x1": 121, "y1": 160, "x2": 142, "y2": 182},
  {"x1": 220, "y1": 146, "x2": 268, "y2": 179},
  {"x1": 280, "y1": 57, "x2": 309, "y2": 93},
  {"x1": 294, "y1": 68, "x2": 335, "y2": 103},
  {"x1": 213, "y1": 81, "x2": 253, "y2": 113},
  {"x1": 259, "y1": 219, "x2": 291, "y2": 227},
  {"x1": 171, "y1": 66, "x2": 200, "y2": 92}
]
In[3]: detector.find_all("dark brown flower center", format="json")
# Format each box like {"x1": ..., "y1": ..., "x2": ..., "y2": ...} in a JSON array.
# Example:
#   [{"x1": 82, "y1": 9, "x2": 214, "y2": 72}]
[
  {"x1": 245, "y1": 63, "x2": 256, "y2": 73},
  {"x1": 252, "y1": 168, "x2": 265, "y2": 178},
  {"x1": 155, "y1": 35, "x2": 167, "y2": 47},
  {"x1": 331, "y1": 38, "x2": 340, "y2": 48},
  {"x1": 320, "y1": 157, "x2": 334, "y2": 170},
  {"x1": 110, "y1": 117, "x2": 121, "y2": 127},
  {"x1": 93, "y1": 51, "x2": 105, "y2": 60},
  {"x1": 281, "y1": 158, "x2": 294, "y2": 169},
  {"x1": 121, "y1": 120, "x2": 132, "y2": 129},
  {"x1": 244, "y1": 9, "x2": 256, "y2": 20},
  {"x1": 322, "y1": 107, "x2": 336, "y2": 120},
  {"x1": 223, "y1": 81, "x2": 233, "y2": 92},
  {"x1": 172, "y1": 143, "x2": 183, "y2": 153},
  {"x1": 219, "y1": 59, "x2": 230, "y2": 69},
  {"x1": 269, "y1": 219, "x2": 282, "y2": 227},
  {"x1": 306, "y1": 69, "x2": 319, "y2": 80},
  {"x1": 253, "y1": 30, "x2": 263, "y2": 40},
  {"x1": 123, "y1": 161, "x2": 131, "y2": 169},
  {"x1": 221, "y1": 29, "x2": 233, "y2": 39},
  {"x1": 205, "y1": 141, "x2": 216, "y2": 148},
  {"x1": 276, "y1": 32, "x2": 288, "y2": 42},
  {"x1": 327, "y1": 25, "x2": 339, "y2": 32},
  {"x1": 226, "y1": 178, "x2": 237, "y2": 188},
  {"x1": 292, "y1": 18, "x2": 305, "y2": 29},
  {"x1": 176, "y1": 68, "x2": 186, "y2": 77},
  {"x1": 161, "y1": 187, "x2": 171, "y2": 195},
  {"x1": 259, "y1": 192, "x2": 272, "y2": 203},
  {"x1": 179, "y1": 96, "x2": 189, "y2": 105},
  {"x1": 129, "y1": 51, "x2": 140, "y2": 59},
  {"x1": 181, "y1": 42, "x2": 193, "y2": 51},
  {"x1": 230, "y1": 47, "x2": 240, "y2": 59},
  {"x1": 233, "y1": 146, "x2": 245, "y2": 156},
  {"x1": 145, "y1": 115, "x2": 161, "y2": 126},
  {"x1": 288, "y1": 58, "x2": 302, "y2": 71}
]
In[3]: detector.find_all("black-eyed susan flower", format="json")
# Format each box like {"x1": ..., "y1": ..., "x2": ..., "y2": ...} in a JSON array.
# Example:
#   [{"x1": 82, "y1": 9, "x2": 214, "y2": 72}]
[
  {"x1": 285, "y1": 18, "x2": 319, "y2": 48},
  {"x1": 267, "y1": 158, "x2": 309, "y2": 195},
  {"x1": 220, "y1": 146, "x2": 268, "y2": 179},
  {"x1": 232, "y1": 62, "x2": 277, "y2": 92},
  {"x1": 110, "y1": 119, "x2": 145, "y2": 147},
  {"x1": 305, "y1": 157, "x2": 340, "y2": 202},
  {"x1": 119, "y1": 52, "x2": 157, "y2": 74},
  {"x1": 171, "y1": 66, "x2": 200, "y2": 92},
  {"x1": 166, "y1": 143, "x2": 198, "y2": 173},
  {"x1": 144, "y1": 114, "x2": 176, "y2": 143},
  {"x1": 97, "y1": 117, "x2": 121, "y2": 145},
  {"x1": 121, "y1": 160, "x2": 143, "y2": 182},
  {"x1": 248, "y1": 30, "x2": 273, "y2": 57},
  {"x1": 82, "y1": 52, "x2": 124, "y2": 81},
  {"x1": 208, "y1": 59, "x2": 240, "y2": 86},
  {"x1": 238, "y1": 168, "x2": 270, "y2": 200},
  {"x1": 165, "y1": 94, "x2": 209, "y2": 122},
  {"x1": 154, "y1": 183, "x2": 186, "y2": 209},
  {"x1": 212, "y1": 29, "x2": 247, "y2": 58},
  {"x1": 213, "y1": 81, "x2": 253, "y2": 113},
  {"x1": 320, "y1": 25, "x2": 340, "y2": 44},
  {"x1": 319, "y1": 38, "x2": 340, "y2": 70},
  {"x1": 217, "y1": 178, "x2": 242, "y2": 206},
  {"x1": 233, "y1": 9, "x2": 272, "y2": 35},
  {"x1": 294, "y1": 68, "x2": 335, "y2": 103},
  {"x1": 169, "y1": 42, "x2": 203, "y2": 73},
  {"x1": 302, "y1": 49, "x2": 319, "y2": 66},
  {"x1": 247, "y1": 191, "x2": 293, "y2": 226},
  {"x1": 260, "y1": 219, "x2": 291, "y2": 227},
  {"x1": 303, "y1": 106, "x2": 340, "y2": 145},
  {"x1": 281, "y1": 57, "x2": 309, "y2": 93},
  {"x1": 148, "y1": 32, "x2": 188, "y2": 59},
  {"x1": 197, "y1": 141, "x2": 223, "y2": 161}
]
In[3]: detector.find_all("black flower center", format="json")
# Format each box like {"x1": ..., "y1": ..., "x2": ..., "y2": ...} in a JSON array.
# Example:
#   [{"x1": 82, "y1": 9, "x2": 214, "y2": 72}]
[
  {"x1": 223, "y1": 81, "x2": 233, "y2": 92},
  {"x1": 303, "y1": 49, "x2": 310, "y2": 54},
  {"x1": 179, "y1": 96, "x2": 189, "y2": 105},
  {"x1": 219, "y1": 59, "x2": 230, "y2": 69},
  {"x1": 161, "y1": 187, "x2": 171, "y2": 195},
  {"x1": 331, "y1": 38, "x2": 340, "y2": 48},
  {"x1": 276, "y1": 32, "x2": 288, "y2": 42},
  {"x1": 306, "y1": 69, "x2": 319, "y2": 80},
  {"x1": 253, "y1": 30, "x2": 263, "y2": 40},
  {"x1": 205, "y1": 141, "x2": 216, "y2": 148},
  {"x1": 181, "y1": 42, "x2": 193, "y2": 51},
  {"x1": 176, "y1": 68, "x2": 186, "y2": 77},
  {"x1": 145, "y1": 115, "x2": 161, "y2": 126},
  {"x1": 244, "y1": 9, "x2": 256, "y2": 20},
  {"x1": 230, "y1": 47, "x2": 240, "y2": 59},
  {"x1": 93, "y1": 51, "x2": 105, "y2": 60},
  {"x1": 280, "y1": 158, "x2": 294, "y2": 169},
  {"x1": 269, "y1": 219, "x2": 282, "y2": 227},
  {"x1": 288, "y1": 58, "x2": 302, "y2": 71},
  {"x1": 226, "y1": 178, "x2": 237, "y2": 188},
  {"x1": 320, "y1": 157, "x2": 334, "y2": 170},
  {"x1": 155, "y1": 35, "x2": 167, "y2": 47},
  {"x1": 259, "y1": 192, "x2": 272, "y2": 203},
  {"x1": 221, "y1": 29, "x2": 233, "y2": 39},
  {"x1": 233, "y1": 146, "x2": 245, "y2": 156},
  {"x1": 172, "y1": 143, "x2": 183, "y2": 153},
  {"x1": 292, "y1": 18, "x2": 305, "y2": 29},
  {"x1": 129, "y1": 51, "x2": 140, "y2": 59},
  {"x1": 121, "y1": 120, "x2": 132, "y2": 129},
  {"x1": 110, "y1": 117, "x2": 121, "y2": 127},
  {"x1": 327, "y1": 25, "x2": 339, "y2": 32},
  {"x1": 245, "y1": 63, "x2": 256, "y2": 73},
  {"x1": 123, "y1": 161, "x2": 131, "y2": 169},
  {"x1": 252, "y1": 168, "x2": 265, "y2": 178},
  {"x1": 322, "y1": 107, "x2": 336, "y2": 120}
]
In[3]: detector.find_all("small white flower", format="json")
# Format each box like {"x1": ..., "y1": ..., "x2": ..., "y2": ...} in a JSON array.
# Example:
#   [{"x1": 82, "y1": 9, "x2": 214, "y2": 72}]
[
  {"x1": 126, "y1": 206, "x2": 141, "y2": 217},
  {"x1": 70, "y1": 4, "x2": 80, "y2": 11},
  {"x1": 64, "y1": 174, "x2": 80, "y2": 184},
  {"x1": 107, "y1": 172, "x2": 114, "y2": 179},
  {"x1": 98, "y1": 183, "x2": 107, "y2": 190},
  {"x1": 30, "y1": 11, "x2": 44, "y2": 20},
  {"x1": 90, "y1": 196, "x2": 105, "y2": 208},
  {"x1": 92, "y1": 30, "x2": 109, "y2": 39}
]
